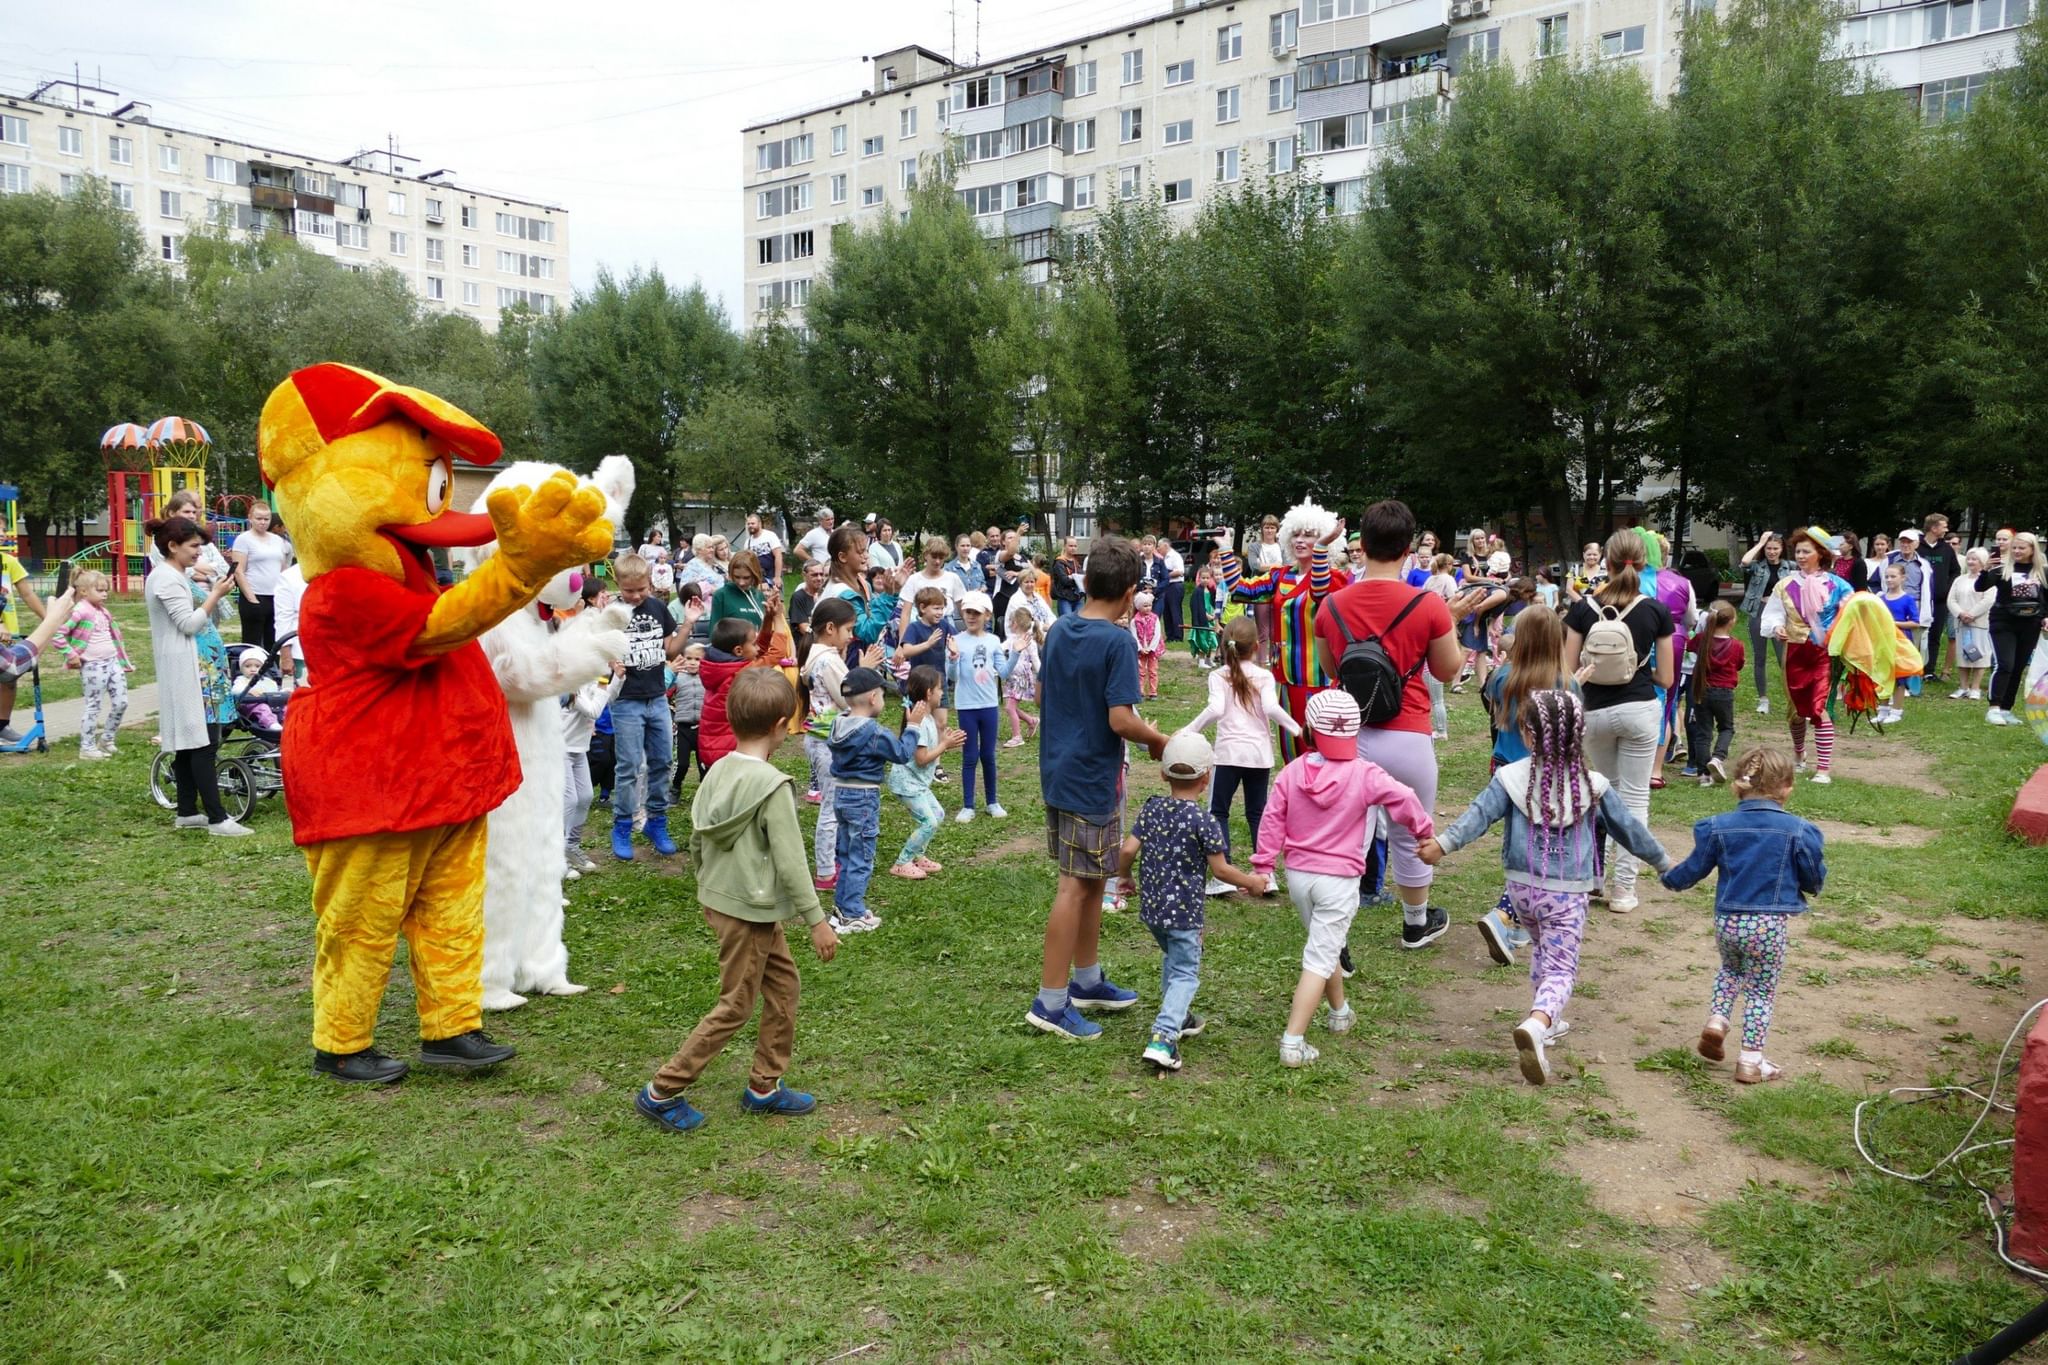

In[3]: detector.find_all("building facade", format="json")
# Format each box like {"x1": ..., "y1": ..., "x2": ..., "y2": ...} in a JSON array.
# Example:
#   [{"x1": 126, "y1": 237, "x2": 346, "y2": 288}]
[
  {"x1": 0, "y1": 80, "x2": 567, "y2": 329},
  {"x1": 741, "y1": 0, "x2": 2033, "y2": 331}
]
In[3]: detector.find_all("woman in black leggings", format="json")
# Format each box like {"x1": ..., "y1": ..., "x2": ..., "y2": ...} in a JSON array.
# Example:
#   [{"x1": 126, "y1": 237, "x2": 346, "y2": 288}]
[{"x1": 1980, "y1": 531, "x2": 2047, "y2": 726}]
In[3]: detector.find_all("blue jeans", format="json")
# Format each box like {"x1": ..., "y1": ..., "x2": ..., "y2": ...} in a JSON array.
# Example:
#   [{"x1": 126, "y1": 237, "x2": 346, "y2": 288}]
[
  {"x1": 833, "y1": 786, "x2": 882, "y2": 918},
  {"x1": 1148, "y1": 924, "x2": 1202, "y2": 1041},
  {"x1": 893, "y1": 787, "x2": 944, "y2": 865},
  {"x1": 610, "y1": 695, "x2": 672, "y2": 824},
  {"x1": 1056, "y1": 598, "x2": 1079, "y2": 618},
  {"x1": 958, "y1": 706, "x2": 999, "y2": 808}
]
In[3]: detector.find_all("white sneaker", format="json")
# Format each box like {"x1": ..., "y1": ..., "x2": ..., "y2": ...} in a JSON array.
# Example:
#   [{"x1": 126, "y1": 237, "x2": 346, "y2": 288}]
[
  {"x1": 985, "y1": 803, "x2": 1008, "y2": 819},
  {"x1": 1810, "y1": 771, "x2": 1832, "y2": 785},
  {"x1": 954, "y1": 806, "x2": 977, "y2": 823},
  {"x1": 1951, "y1": 688, "x2": 1972, "y2": 701},
  {"x1": 1794, "y1": 759, "x2": 1809, "y2": 773},
  {"x1": 208, "y1": 818, "x2": 255, "y2": 837},
  {"x1": 565, "y1": 868, "x2": 581, "y2": 882},
  {"x1": 1513, "y1": 1015, "x2": 1552, "y2": 1085},
  {"x1": 1987, "y1": 708, "x2": 2013, "y2": 726},
  {"x1": 1756, "y1": 698, "x2": 1770, "y2": 715},
  {"x1": 173, "y1": 814, "x2": 209, "y2": 829},
  {"x1": 1204, "y1": 877, "x2": 1233, "y2": 897},
  {"x1": 1606, "y1": 894, "x2": 1639, "y2": 915},
  {"x1": 78, "y1": 745, "x2": 107, "y2": 760},
  {"x1": 1262, "y1": 874, "x2": 1280, "y2": 897},
  {"x1": 1430, "y1": 730, "x2": 1448, "y2": 742},
  {"x1": 1546, "y1": 1018, "x2": 1572, "y2": 1043},
  {"x1": 1279, "y1": 1037, "x2": 1320, "y2": 1068},
  {"x1": 1325, "y1": 1005, "x2": 1357, "y2": 1034}
]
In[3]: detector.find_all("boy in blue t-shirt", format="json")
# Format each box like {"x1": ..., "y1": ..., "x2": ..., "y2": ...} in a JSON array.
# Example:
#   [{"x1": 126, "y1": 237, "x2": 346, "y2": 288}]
[{"x1": 1028, "y1": 537, "x2": 1170, "y2": 1042}]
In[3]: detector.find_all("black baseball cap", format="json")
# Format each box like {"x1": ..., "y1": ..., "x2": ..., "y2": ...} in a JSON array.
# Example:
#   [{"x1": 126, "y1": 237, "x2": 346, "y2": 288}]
[{"x1": 841, "y1": 666, "x2": 887, "y2": 699}]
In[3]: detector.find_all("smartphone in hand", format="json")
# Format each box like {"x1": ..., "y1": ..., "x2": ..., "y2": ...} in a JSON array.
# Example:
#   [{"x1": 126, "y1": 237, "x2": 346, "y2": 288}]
[{"x1": 54, "y1": 562, "x2": 72, "y2": 597}]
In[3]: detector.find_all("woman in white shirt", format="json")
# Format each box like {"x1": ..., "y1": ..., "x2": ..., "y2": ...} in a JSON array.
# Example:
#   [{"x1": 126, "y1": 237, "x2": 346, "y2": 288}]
[{"x1": 230, "y1": 500, "x2": 293, "y2": 653}]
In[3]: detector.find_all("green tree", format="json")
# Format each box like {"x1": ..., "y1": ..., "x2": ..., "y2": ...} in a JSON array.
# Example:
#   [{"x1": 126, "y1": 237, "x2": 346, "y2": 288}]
[
  {"x1": 1341, "y1": 59, "x2": 1675, "y2": 562},
  {"x1": 527, "y1": 267, "x2": 741, "y2": 539},
  {"x1": 0, "y1": 181, "x2": 186, "y2": 558},
  {"x1": 1022, "y1": 277, "x2": 1131, "y2": 532},
  {"x1": 806, "y1": 177, "x2": 1033, "y2": 534}
]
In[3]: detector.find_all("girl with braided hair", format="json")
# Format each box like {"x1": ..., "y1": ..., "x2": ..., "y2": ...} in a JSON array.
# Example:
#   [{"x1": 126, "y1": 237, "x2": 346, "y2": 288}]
[{"x1": 1422, "y1": 690, "x2": 1671, "y2": 1086}]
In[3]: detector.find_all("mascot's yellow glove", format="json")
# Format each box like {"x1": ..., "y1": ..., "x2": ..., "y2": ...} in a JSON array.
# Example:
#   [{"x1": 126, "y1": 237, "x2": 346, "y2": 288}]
[{"x1": 418, "y1": 471, "x2": 615, "y2": 656}]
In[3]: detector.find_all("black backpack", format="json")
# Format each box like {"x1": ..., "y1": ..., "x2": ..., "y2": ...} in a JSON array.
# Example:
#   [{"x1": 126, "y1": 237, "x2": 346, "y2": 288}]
[{"x1": 1328, "y1": 591, "x2": 1430, "y2": 725}]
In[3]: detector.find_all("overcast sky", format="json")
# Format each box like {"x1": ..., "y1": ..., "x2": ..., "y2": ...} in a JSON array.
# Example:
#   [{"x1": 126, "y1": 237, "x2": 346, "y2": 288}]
[{"x1": 8, "y1": 0, "x2": 1174, "y2": 317}]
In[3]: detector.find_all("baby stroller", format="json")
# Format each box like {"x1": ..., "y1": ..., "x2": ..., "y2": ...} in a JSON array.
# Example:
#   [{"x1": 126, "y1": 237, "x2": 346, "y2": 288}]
[{"x1": 148, "y1": 635, "x2": 294, "y2": 822}]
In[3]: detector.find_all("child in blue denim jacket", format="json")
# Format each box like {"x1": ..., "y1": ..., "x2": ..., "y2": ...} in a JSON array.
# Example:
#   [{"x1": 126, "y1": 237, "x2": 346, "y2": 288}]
[
  {"x1": 828, "y1": 666, "x2": 924, "y2": 934},
  {"x1": 1660, "y1": 747, "x2": 1825, "y2": 1085}
]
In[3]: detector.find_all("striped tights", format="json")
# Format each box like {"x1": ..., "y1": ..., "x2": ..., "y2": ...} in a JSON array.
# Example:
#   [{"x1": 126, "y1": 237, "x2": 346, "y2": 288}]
[{"x1": 1788, "y1": 713, "x2": 1834, "y2": 772}]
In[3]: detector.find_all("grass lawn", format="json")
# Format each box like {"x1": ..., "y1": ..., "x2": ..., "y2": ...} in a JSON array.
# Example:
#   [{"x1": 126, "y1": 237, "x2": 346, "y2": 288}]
[{"x1": 5, "y1": 614, "x2": 2048, "y2": 1361}]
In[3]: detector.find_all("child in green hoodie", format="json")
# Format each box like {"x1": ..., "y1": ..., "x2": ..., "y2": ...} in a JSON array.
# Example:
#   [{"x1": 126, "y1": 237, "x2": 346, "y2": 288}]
[{"x1": 636, "y1": 669, "x2": 839, "y2": 1133}]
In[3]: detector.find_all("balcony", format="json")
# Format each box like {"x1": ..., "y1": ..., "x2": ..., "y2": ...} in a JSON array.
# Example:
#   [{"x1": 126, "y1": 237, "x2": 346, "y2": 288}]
[
  {"x1": 249, "y1": 183, "x2": 294, "y2": 212},
  {"x1": 1372, "y1": 67, "x2": 1448, "y2": 109},
  {"x1": 1370, "y1": 0, "x2": 1450, "y2": 48}
]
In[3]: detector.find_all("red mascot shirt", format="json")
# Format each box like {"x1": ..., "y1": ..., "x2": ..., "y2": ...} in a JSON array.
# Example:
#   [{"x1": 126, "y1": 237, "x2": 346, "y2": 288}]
[{"x1": 283, "y1": 558, "x2": 520, "y2": 845}]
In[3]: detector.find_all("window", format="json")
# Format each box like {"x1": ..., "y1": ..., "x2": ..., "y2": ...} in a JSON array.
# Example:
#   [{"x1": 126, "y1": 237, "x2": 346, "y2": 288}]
[
  {"x1": 1324, "y1": 177, "x2": 1366, "y2": 215},
  {"x1": 831, "y1": 124, "x2": 848, "y2": 155},
  {"x1": 494, "y1": 211, "x2": 554, "y2": 240},
  {"x1": 862, "y1": 185, "x2": 884, "y2": 206},
  {"x1": 1121, "y1": 108, "x2": 1144, "y2": 143},
  {"x1": 756, "y1": 141, "x2": 782, "y2": 172},
  {"x1": 1164, "y1": 119, "x2": 1194, "y2": 146},
  {"x1": 1269, "y1": 74, "x2": 1296, "y2": 111},
  {"x1": 1005, "y1": 65, "x2": 1061, "y2": 100},
  {"x1": 1014, "y1": 173, "x2": 1049, "y2": 208},
  {"x1": 1270, "y1": 9, "x2": 1299, "y2": 50},
  {"x1": 830, "y1": 172, "x2": 847, "y2": 203},
  {"x1": 337, "y1": 222, "x2": 367, "y2": 249},
  {"x1": 0, "y1": 163, "x2": 27, "y2": 195},
  {"x1": 790, "y1": 229, "x2": 814, "y2": 258},
  {"x1": 1163, "y1": 179, "x2": 1195, "y2": 205},
  {"x1": 462, "y1": 281, "x2": 482, "y2": 306},
  {"x1": 59, "y1": 173, "x2": 83, "y2": 196},
  {"x1": 497, "y1": 287, "x2": 555, "y2": 313},
  {"x1": 58, "y1": 126, "x2": 82, "y2": 156},
  {"x1": 1448, "y1": 28, "x2": 1502, "y2": 70},
  {"x1": 1218, "y1": 23, "x2": 1244, "y2": 60},
  {"x1": 963, "y1": 183, "x2": 1005, "y2": 216},
  {"x1": 426, "y1": 276, "x2": 445, "y2": 301},
  {"x1": 1267, "y1": 135, "x2": 1296, "y2": 173},
  {"x1": 335, "y1": 182, "x2": 367, "y2": 210},
  {"x1": 1020, "y1": 117, "x2": 1058, "y2": 152},
  {"x1": 1119, "y1": 165, "x2": 1142, "y2": 200},
  {"x1": 1299, "y1": 48, "x2": 1367, "y2": 92},
  {"x1": 900, "y1": 107, "x2": 917, "y2": 138},
  {"x1": 788, "y1": 133, "x2": 814, "y2": 164},
  {"x1": 1926, "y1": 0, "x2": 2033, "y2": 40},
  {"x1": 966, "y1": 129, "x2": 1006, "y2": 161},
  {"x1": 160, "y1": 234, "x2": 182, "y2": 263},
  {"x1": 388, "y1": 190, "x2": 407, "y2": 214},
  {"x1": 425, "y1": 236, "x2": 445, "y2": 263},
  {"x1": 462, "y1": 243, "x2": 480, "y2": 267},
  {"x1": 1070, "y1": 173, "x2": 1096, "y2": 209},
  {"x1": 758, "y1": 233, "x2": 785, "y2": 264},
  {"x1": 1217, "y1": 86, "x2": 1241, "y2": 122},
  {"x1": 460, "y1": 204, "x2": 477, "y2": 228},
  {"x1": 1072, "y1": 60, "x2": 1098, "y2": 96},
  {"x1": 901, "y1": 157, "x2": 918, "y2": 190},
  {"x1": 1922, "y1": 72, "x2": 1990, "y2": 123},
  {"x1": 424, "y1": 196, "x2": 444, "y2": 221},
  {"x1": 109, "y1": 134, "x2": 132, "y2": 164},
  {"x1": 1600, "y1": 25, "x2": 1646, "y2": 58},
  {"x1": 110, "y1": 181, "x2": 133, "y2": 209},
  {"x1": 962, "y1": 76, "x2": 996, "y2": 109},
  {"x1": 1371, "y1": 97, "x2": 1437, "y2": 144},
  {"x1": 497, "y1": 250, "x2": 554, "y2": 278},
  {"x1": 1166, "y1": 60, "x2": 1195, "y2": 86},
  {"x1": 1538, "y1": 14, "x2": 1569, "y2": 57},
  {"x1": 0, "y1": 116, "x2": 26, "y2": 146},
  {"x1": 203, "y1": 154, "x2": 234, "y2": 182},
  {"x1": 791, "y1": 182, "x2": 810, "y2": 211},
  {"x1": 789, "y1": 278, "x2": 811, "y2": 308},
  {"x1": 1302, "y1": 0, "x2": 1369, "y2": 18},
  {"x1": 158, "y1": 144, "x2": 180, "y2": 172},
  {"x1": 862, "y1": 134, "x2": 884, "y2": 157},
  {"x1": 389, "y1": 230, "x2": 408, "y2": 254},
  {"x1": 159, "y1": 190, "x2": 182, "y2": 219},
  {"x1": 1216, "y1": 147, "x2": 1240, "y2": 182},
  {"x1": 1122, "y1": 50, "x2": 1144, "y2": 85},
  {"x1": 1065, "y1": 118, "x2": 1097, "y2": 154},
  {"x1": 1304, "y1": 112, "x2": 1367, "y2": 152},
  {"x1": 757, "y1": 186, "x2": 782, "y2": 220}
]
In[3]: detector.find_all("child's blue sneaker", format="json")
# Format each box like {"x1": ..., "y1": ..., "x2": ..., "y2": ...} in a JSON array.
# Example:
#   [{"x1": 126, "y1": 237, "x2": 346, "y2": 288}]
[
  {"x1": 1477, "y1": 908, "x2": 1517, "y2": 967},
  {"x1": 610, "y1": 817, "x2": 634, "y2": 862},
  {"x1": 1068, "y1": 975, "x2": 1138, "y2": 1012},
  {"x1": 635, "y1": 1084, "x2": 706, "y2": 1133},
  {"x1": 1143, "y1": 1032, "x2": 1181, "y2": 1071},
  {"x1": 1025, "y1": 999, "x2": 1103, "y2": 1040},
  {"x1": 740, "y1": 1081, "x2": 817, "y2": 1116},
  {"x1": 643, "y1": 815, "x2": 678, "y2": 857}
]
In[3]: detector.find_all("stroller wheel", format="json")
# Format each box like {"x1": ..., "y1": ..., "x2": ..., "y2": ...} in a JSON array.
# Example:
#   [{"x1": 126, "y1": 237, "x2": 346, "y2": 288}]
[
  {"x1": 216, "y1": 758, "x2": 257, "y2": 824},
  {"x1": 149, "y1": 751, "x2": 178, "y2": 810}
]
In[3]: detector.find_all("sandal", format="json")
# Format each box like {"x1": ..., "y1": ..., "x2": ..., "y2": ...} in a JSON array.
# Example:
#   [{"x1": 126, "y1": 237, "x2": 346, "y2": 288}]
[
  {"x1": 914, "y1": 856, "x2": 943, "y2": 873},
  {"x1": 1734, "y1": 1056, "x2": 1785, "y2": 1085},
  {"x1": 1697, "y1": 1016, "x2": 1729, "y2": 1062},
  {"x1": 887, "y1": 862, "x2": 927, "y2": 880},
  {"x1": 1003, "y1": 737, "x2": 1025, "y2": 748}
]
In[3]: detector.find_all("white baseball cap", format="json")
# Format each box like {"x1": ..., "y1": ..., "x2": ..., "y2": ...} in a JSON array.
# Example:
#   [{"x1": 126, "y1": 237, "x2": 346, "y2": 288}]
[
  {"x1": 959, "y1": 590, "x2": 993, "y2": 617},
  {"x1": 1161, "y1": 731, "x2": 1215, "y2": 781}
]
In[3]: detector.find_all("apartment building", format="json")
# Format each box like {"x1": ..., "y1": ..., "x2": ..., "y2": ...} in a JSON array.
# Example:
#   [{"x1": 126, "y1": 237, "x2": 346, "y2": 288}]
[
  {"x1": 0, "y1": 79, "x2": 567, "y2": 329},
  {"x1": 741, "y1": 0, "x2": 2033, "y2": 332}
]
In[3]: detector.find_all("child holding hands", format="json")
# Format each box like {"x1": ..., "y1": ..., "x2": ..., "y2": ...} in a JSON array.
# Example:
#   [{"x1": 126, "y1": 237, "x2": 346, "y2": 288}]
[{"x1": 1659, "y1": 747, "x2": 1825, "y2": 1084}]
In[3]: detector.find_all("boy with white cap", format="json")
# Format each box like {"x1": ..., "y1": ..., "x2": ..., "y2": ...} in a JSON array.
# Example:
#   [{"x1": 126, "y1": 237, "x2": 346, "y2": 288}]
[
  {"x1": 1255, "y1": 690, "x2": 1435, "y2": 1067},
  {"x1": 1117, "y1": 731, "x2": 1266, "y2": 1070}
]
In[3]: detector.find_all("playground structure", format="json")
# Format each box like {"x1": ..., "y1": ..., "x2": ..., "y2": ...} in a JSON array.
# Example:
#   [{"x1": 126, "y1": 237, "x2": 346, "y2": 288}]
[
  {"x1": 0, "y1": 481, "x2": 21, "y2": 558},
  {"x1": 94, "y1": 417, "x2": 254, "y2": 592}
]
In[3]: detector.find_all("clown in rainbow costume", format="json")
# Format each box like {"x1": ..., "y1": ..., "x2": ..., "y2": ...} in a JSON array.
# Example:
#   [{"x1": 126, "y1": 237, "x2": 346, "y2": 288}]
[
  {"x1": 1758, "y1": 526, "x2": 1855, "y2": 785},
  {"x1": 1216, "y1": 500, "x2": 1350, "y2": 761},
  {"x1": 258, "y1": 362, "x2": 614, "y2": 1085}
]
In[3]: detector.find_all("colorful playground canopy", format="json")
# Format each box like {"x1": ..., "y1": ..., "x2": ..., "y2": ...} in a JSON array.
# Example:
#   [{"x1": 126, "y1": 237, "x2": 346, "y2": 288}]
[
  {"x1": 143, "y1": 416, "x2": 212, "y2": 449},
  {"x1": 99, "y1": 422, "x2": 150, "y2": 451}
]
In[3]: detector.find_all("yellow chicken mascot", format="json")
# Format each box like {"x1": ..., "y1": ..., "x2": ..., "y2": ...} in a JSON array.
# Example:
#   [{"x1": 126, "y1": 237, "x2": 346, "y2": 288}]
[{"x1": 258, "y1": 363, "x2": 613, "y2": 1084}]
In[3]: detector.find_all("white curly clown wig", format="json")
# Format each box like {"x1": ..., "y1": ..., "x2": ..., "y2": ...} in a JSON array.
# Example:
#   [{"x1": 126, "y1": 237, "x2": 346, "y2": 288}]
[{"x1": 1277, "y1": 499, "x2": 1339, "y2": 555}]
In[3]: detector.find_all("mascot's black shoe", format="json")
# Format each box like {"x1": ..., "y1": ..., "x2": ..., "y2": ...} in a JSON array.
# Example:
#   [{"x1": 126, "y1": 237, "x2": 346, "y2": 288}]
[
  {"x1": 418, "y1": 1030, "x2": 518, "y2": 1071},
  {"x1": 313, "y1": 1047, "x2": 409, "y2": 1085}
]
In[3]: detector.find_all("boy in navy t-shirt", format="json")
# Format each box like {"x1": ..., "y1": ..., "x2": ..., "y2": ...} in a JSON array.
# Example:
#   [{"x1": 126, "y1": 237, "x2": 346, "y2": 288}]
[{"x1": 1028, "y1": 537, "x2": 1169, "y2": 1042}]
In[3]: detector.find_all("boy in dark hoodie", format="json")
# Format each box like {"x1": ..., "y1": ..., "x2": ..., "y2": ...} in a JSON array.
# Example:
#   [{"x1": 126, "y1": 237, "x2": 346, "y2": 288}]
[
  {"x1": 827, "y1": 666, "x2": 924, "y2": 934},
  {"x1": 636, "y1": 669, "x2": 837, "y2": 1133},
  {"x1": 695, "y1": 617, "x2": 757, "y2": 770}
]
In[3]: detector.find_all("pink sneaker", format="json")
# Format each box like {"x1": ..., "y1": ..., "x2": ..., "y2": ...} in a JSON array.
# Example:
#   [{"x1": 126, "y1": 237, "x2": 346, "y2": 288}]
[
  {"x1": 804, "y1": 790, "x2": 822, "y2": 805},
  {"x1": 888, "y1": 862, "x2": 927, "y2": 880},
  {"x1": 914, "y1": 856, "x2": 943, "y2": 873}
]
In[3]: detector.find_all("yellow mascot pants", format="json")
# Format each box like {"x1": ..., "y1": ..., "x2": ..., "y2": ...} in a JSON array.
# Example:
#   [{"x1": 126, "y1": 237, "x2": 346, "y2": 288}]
[{"x1": 304, "y1": 818, "x2": 486, "y2": 1054}]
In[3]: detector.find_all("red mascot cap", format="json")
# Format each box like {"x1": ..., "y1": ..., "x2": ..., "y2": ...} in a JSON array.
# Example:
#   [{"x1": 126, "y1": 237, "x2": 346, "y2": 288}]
[{"x1": 260, "y1": 362, "x2": 502, "y2": 489}]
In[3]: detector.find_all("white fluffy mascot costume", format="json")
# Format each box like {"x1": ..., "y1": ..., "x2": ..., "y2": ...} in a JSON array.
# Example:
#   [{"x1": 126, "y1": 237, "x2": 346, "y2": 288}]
[{"x1": 456, "y1": 456, "x2": 634, "y2": 1011}]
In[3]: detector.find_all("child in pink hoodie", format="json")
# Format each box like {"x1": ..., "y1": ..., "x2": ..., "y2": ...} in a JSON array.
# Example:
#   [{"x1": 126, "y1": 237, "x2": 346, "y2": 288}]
[{"x1": 1254, "y1": 690, "x2": 1434, "y2": 1068}]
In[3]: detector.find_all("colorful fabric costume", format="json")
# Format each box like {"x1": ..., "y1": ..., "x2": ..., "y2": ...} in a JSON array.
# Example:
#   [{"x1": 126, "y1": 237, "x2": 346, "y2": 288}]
[
  {"x1": 1760, "y1": 569, "x2": 1853, "y2": 722},
  {"x1": 1828, "y1": 591, "x2": 1924, "y2": 725},
  {"x1": 259, "y1": 362, "x2": 613, "y2": 1065},
  {"x1": 1219, "y1": 501, "x2": 1350, "y2": 760}
]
